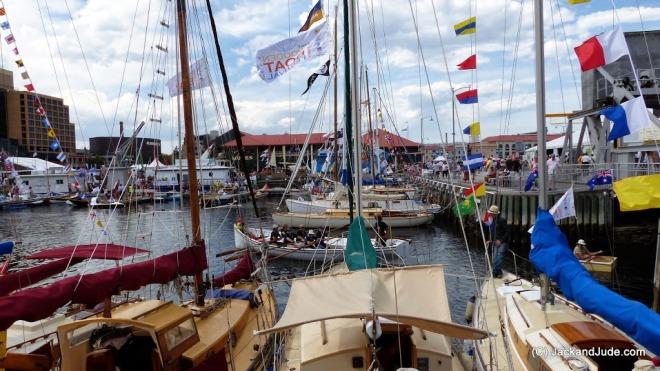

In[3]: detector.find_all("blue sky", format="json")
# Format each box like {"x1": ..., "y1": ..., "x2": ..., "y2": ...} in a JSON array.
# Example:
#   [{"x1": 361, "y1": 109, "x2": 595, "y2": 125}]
[{"x1": 1, "y1": 0, "x2": 660, "y2": 152}]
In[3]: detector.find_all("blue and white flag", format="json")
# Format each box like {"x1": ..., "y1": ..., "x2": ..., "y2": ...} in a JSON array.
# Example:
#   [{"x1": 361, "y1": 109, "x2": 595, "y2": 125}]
[
  {"x1": 0, "y1": 22, "x2": 10, "y2": 30},
  {"x1": 525, "y1": 169, "x2": 538, "y2": 192},
  {"x1": 56, "y1": 152, "x2": 66, "y2": 162},
  {"x1": 463, "y1": 153, "x2": 484, "y2": 170},
  {"x1": 601, "y1": 96, "x2": 653, "y2": 141},
  {"x1": 50, "y1": 141, "x2": 60, "y2": 151}
]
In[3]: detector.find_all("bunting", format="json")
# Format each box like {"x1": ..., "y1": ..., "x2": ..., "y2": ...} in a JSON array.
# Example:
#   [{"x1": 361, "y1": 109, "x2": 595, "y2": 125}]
[{"x1": 0, "y1": 1, "x2": 67, "y2": 164}]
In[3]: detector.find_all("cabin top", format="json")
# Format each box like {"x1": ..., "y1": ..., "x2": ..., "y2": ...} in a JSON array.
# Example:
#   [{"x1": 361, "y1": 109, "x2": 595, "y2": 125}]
[{"x1": 552, "y1": 321, "x2": 635, "y2": 349}]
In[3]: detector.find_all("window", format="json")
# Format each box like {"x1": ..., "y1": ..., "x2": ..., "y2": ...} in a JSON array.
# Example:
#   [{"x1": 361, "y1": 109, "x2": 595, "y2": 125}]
[
  {"x1": 56, "y1": 179, "x2": 64, "y2": 185},
  {"x1": 163, "y1": 318, "x2": 196, "y2": 351}
]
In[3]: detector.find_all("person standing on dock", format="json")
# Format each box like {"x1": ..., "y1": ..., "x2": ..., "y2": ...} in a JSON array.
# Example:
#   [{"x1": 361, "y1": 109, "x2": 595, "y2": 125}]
[{"x1": 485, "y1": 205, "x2": 510, "y2": 278}]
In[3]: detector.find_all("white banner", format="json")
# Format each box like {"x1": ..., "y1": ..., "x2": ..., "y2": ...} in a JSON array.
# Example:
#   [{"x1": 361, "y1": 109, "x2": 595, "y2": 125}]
[
  {"x1": 167, "y1": 58, "x2": 212, "y2": 96},
  {"x1": 529, "y1": 186, "x2": 575, "y2": 233},
  {"x1": 256, "y1": 21, "x2": 330, "y2": 83}
]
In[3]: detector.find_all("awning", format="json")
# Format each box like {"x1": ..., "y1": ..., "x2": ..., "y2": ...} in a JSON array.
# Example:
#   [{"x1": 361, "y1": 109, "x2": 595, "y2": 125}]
[
  {"x1": 28, "y1": 244, "x2": 149, "y2": 260},
  {"x1": 256, "y1": 265, "x2": 488, "y2": 340}
]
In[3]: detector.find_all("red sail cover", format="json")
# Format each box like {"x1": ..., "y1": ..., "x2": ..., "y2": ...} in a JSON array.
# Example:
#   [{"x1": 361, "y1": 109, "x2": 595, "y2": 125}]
[
  {"x1": 28, "y1": 244, "x2": 149, "y2": 260},
  {"x1": 212, "y1": 253, "x2": 253, "y2": 288},
  {"x1": 0, "y1": 243, "x2": 207, "y2": 330},
  {"x1": 0, "y1": 258, "x2": 82, "y2": 296}
]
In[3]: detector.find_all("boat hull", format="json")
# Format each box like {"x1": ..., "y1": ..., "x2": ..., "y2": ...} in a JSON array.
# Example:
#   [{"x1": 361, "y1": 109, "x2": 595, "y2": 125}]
[
  {"x1": 271, "y1": 211, "x2": 433, "y2": 228},
  {"x1": 234, "y1": 227, "x2": 410, "y2": 262}
]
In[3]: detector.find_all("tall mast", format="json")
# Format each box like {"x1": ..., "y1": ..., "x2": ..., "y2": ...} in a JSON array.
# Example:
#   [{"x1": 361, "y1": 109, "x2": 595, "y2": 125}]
[
  {"x1": 332, "y1": 4, "x2": 339, "y2": 182},
  {"x1": 533, "y1": 0, "x2": 549, "y2": 306},
  {"x1": 176, "y1": 0, "x2": 205, "y2": 306},
  {"x1": 348, "y1": 0, "x2": 362, "y2": 216},
  {"x1": 205, "y1": 0, "x2": 261, "y2": 218},
  {"x1": 343, "y1": 0, "x2": 355, "y2": 222},
  {"x1": 365, "y1": 67, "x2": 376, "y2": 182}
]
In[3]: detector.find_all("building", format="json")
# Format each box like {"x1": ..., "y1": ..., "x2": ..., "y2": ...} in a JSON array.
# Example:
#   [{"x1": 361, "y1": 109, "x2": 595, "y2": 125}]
[
  {"x1": 0, "y1": 68, "x2": 76, "y2": 161},
  {"x1": 89, "y1": 136, "x2": 161, "y2": 165},
  {"x1": 222, "y1": 128, "x2": 421, "y2": 171},
  {"x1": 479, "y1": 133, "x2": 562, "y2": 158},
  {"x1": 421, "y1": 143, "x2": 468, "y2": 161},
  {"x1": 223, "y1": 132, "x2": 327, "y2": 170}
]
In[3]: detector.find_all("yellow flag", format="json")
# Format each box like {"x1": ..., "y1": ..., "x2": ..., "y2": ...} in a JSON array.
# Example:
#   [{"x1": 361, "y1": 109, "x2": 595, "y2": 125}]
[
  {"x1": 470, "y1": 122, "x2": 481, "y2": 136},
  {"x1": 567, "y1": 0, "x2": 590, "y2": 4},
  {"x1": 613, "y1": 174, "x2": 660, "y2": 212},
  {"x1": 47, "y1": 128, "x2": 56, "y2": 138}
]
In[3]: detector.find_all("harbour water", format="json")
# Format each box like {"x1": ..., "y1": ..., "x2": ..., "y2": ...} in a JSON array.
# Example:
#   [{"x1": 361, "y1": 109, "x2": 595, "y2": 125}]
[{"x1": 0, "y1": 196, "x2": 651, "y2": 325}]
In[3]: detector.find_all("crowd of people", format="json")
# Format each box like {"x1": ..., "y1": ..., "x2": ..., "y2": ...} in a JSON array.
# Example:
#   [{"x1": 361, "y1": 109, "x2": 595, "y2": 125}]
[{"x1": 269, "y1": 224, "x2": 328, "y2": 249}]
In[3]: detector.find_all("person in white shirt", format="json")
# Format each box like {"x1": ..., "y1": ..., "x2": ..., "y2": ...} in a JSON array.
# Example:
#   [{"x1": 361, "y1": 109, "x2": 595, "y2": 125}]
[
  {"x1": 581, "y1": 153, "x2": 592, "y2": 164},
  {"x1": 546, "y1": 154, "x2": 558, "y2": 175}
]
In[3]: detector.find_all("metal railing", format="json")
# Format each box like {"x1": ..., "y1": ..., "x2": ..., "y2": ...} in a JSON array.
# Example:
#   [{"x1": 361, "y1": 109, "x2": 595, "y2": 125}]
[
  {"x1": 595, "y1": 67, "x2": 660, "y2": 100},
  {"x1": 421, "y1": 162, "x2": 660, "y2": 193}
]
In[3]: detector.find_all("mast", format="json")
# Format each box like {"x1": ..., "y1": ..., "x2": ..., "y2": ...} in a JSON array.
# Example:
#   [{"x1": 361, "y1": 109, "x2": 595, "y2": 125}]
[
  {"x1": 365, "y1": 67, "x2": 376, "y2": 182},
  {"x1": 343, "y1": 0, "x2": 355, "y2": 222},
  {"x1": 533, "y1": 0, "x2": 549, "y2": 306},
  {"x1": 332, "y1": 4, "x2": 339, "y2": 181},
  {"x1": 205, "y1": 0, "x2": 261, "y2": 218},
  {"x1": 176, "y1": 0, "x2": 205, "y2": 306},
  {"x1": 348, "y1": 0, "x2": 362, "y2": 217}
]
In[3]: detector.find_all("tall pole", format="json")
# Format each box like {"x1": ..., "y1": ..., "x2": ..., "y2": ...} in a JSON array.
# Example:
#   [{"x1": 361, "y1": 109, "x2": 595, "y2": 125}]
[
  {"x1": 205, "y1": 0, "x2": 260, "y2": 218},
  {"x1": 348, "y1": 0, "x2": 362, "y2": 216},
  {"x1": 451, "y1": 89, "x2": 456, "y2": 161},
  {"x1": 343, "y1": 0, "x2": 355, "y2": 222},
  {"x1": 332, "y1": 4, "x2": 339, "y2": 182},
  {"x1": 176, "y1": 0, "x2": 205, "y2": 306},
  {"x1": 534, "y1": 0, "x2": 549, "y2": 307},
  {"x1": 365, "y1": 67, "x2": 376, "y2": 182}
]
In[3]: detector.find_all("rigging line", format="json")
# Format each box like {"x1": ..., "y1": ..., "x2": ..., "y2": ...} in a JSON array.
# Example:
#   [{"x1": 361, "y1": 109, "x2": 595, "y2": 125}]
[
  {"x1": 549, "y1": 0, "x2": 569, "y2": 126},
  {"x1": 422, "y1": 1, "x2": 515, "y2": 368},
  {"x1": 111, "y1": 0, "x2": 142, "y2": 129},
  {"x1": 554, "y1": 0, "x2": 581, "y2": 105},
  {"x1": 62, "y1": 0, "x2": 111, "y2": 134},
  {"x1": 503, "y1": 0, "x2": 525, "y2": 135},
  {"x1": 406, "y1": 0, "x2": 482, "y2": 294},
  {"x1": 376, "y1": 0, "x2": 398, "y2": 127},
  {"x1": 498, "y1": 0, "x2": 509, "y2": 140},
  {"x1": 41, "y1": 1, "x2": 88, "y2": 142}
]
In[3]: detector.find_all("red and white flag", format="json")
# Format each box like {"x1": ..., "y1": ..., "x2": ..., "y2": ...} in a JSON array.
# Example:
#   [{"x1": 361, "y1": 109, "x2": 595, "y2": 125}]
[{"x1": 574, "y1": 27, "x2": 629, "y2": 71}]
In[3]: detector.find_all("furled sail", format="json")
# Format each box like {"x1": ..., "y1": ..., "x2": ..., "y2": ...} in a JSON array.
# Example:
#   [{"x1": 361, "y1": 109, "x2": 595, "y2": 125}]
[
  {"x1": 530, "y1": 209, "x2": 660, "y2": 355},
  {"x1": 1, "y1": 244, "x2": 149, "y2": 296},
  {"x1": 0, "y1": 243, "x2": 207, "y2": 330}
]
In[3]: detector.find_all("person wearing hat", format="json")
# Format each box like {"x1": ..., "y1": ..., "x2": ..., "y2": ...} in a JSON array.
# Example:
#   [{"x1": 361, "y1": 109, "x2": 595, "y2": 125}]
[
  {"x1": 305, "y1": 229, "x2": 318, "y2": 247},
  {"x1": 573, "y1": 239, "x2": 602, "y2": 260},
  {"x1": 485, "y1": 205, "x2": 510, "y2": 278}
]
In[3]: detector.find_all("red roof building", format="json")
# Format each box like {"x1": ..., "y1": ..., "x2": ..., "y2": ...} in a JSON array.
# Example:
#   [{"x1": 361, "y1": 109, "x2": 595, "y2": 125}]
[
  {"x1": 362, "y1": 128, "x2": 420, "y2": 149},
  {"x1": 224, "y1": 132, "x2": 327, "y2": 147}
]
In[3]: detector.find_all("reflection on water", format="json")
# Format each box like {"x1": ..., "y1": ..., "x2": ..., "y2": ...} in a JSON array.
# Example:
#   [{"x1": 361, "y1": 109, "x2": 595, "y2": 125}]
[{"x1": 0, "y1": 196, "x2": 647, "y2": 324}]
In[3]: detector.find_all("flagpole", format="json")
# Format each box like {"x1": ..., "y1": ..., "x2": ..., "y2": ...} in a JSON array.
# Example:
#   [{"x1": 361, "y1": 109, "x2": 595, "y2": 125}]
[
  {"x1": 332, "y1": 4, "x2": 339, "y2": 182},
  {"x1": 348, "y1": 0, "x2": 362, "y2": 217},
  {"x1": 534, "y1": 0, "x2": 550, "y2": 307}
]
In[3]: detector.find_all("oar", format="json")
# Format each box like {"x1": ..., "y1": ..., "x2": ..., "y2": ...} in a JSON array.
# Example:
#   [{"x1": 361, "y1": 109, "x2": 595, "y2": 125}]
[{"x1": 215, "y1": 247, "x2": 247, "y2": 258}]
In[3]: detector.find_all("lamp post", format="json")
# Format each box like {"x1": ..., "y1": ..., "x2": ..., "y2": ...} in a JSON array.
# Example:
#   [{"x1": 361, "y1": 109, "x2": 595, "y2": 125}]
[
  {"x1": 420, "y1": 115, "x2": 432, "y2": 163},
  {"x1": 451, "y1": 86, "x2": 471, "y2": 161}
]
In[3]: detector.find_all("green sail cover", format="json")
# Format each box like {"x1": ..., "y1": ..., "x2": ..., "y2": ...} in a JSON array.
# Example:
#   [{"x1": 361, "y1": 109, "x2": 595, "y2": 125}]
[{"x1": 345, "y1": 216, "x2": 377, "y2": 271}]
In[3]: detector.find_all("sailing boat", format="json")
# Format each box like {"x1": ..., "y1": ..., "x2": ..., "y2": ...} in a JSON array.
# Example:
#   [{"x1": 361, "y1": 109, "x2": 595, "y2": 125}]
[
  {"x1": 260, "y1": 1, "x2": 487, "y2": 370},
  {"x1": 0, "y1": 1, "x2": 276, "y2": 370},
  {"x1": 472, "y1": 1, "x2": 660, "y2": 369}
]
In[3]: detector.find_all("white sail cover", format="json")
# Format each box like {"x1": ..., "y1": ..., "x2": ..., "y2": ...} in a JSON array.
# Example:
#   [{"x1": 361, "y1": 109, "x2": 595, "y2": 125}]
[{"x1": 257, "y1": 265, "x2": 488, "y2": 339}]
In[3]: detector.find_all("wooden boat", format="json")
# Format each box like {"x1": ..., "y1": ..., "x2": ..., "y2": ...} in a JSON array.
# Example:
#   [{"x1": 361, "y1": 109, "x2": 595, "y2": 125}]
[
  {"x1": 580, "y1": 255, "x2": 617, "y2": 280},
  {"x1": 267, "y1": 264, "x2": 487, "y2": 370},
  {"x1": 0, "y1": 196, "x2": 50, "y2": 210},
  {"x1": 285, "y1": 197, "x2": 437, "y2": 214},
  {"x1": 272, "y1": 207, "x2": 433, "y2": 228},
  {"x1": 472, "y1": 272, "x2": 654, "y2": 371},
  {"x1": 234, "y1": 225, "x2": 411, "y2": 262}
]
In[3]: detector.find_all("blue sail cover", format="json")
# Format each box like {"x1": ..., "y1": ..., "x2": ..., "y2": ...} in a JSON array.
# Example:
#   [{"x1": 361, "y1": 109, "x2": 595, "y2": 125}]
[{"x1": 530, "y1": 209, "x2": 660, "y2": 355}]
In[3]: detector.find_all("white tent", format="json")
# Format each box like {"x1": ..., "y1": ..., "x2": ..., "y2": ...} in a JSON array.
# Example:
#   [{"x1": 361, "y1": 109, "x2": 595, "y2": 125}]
[
  {"x1": 525, "y1": 132, "x2": 591, "y2": 153},
  {"x1": 148, "y1": 158, "x2": 167, "y2": 167},
  {"x1": 8, "y1": 157, "x2": 64, "y2": 171},
  {"x1": 433, "y1": 155, "x2": 447, "y2": 162}
]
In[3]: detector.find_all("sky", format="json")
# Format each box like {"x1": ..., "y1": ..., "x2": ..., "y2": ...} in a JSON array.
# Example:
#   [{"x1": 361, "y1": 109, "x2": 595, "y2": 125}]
[{"x1": 1, "y1": 0, "x2": 660, "y2": 153}]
